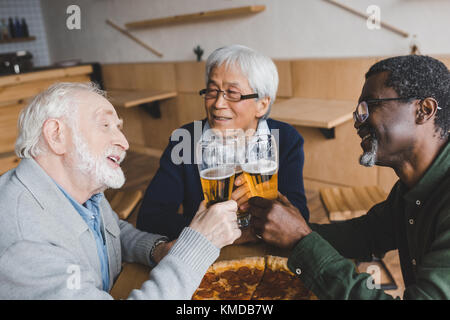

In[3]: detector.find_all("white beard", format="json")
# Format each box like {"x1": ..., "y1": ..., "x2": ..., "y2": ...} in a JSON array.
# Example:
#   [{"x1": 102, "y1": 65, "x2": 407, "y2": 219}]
[
  {"x1": 71, "y1": 132, "x2": 126, "y2": 190},
  {"x1": 359, "y1": 137, "x2": 378, "y2": 167}
]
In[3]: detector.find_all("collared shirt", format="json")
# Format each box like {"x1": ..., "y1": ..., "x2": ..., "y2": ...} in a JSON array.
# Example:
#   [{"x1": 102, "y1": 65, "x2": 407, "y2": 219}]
[
  {"x1": 57, "y1": 187, "x2": 110, "y2": 291},
  {"x1": 288, "y1": 141, "x2": 450, "y2": 299}
]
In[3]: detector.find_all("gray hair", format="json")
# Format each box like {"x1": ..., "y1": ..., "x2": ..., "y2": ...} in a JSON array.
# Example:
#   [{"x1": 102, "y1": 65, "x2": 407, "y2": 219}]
[
  {"x1": 205, "y1": 44, "x2": 279, "y2": 119},
  {"x1": 15, "y1": 81, "x2": 105, "y2": 159}
]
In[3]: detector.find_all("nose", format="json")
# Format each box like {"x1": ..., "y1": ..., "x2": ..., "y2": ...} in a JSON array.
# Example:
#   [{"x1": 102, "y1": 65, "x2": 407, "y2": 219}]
[
  {"x1": 114, "y1": 129, "x2": 129, "y2": 151},
  {"x1": 212, "y1": 92, "x2": 228, "y2": 109}
]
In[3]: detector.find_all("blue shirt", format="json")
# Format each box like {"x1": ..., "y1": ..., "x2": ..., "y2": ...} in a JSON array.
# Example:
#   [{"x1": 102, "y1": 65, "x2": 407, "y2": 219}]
[{"x1": 57, "y1": 186, "x2": 110, "y2": 291}]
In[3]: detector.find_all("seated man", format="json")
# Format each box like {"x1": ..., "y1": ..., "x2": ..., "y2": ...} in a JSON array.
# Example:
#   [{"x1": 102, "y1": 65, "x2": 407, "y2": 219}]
[
  {"x1": 250, "y1": 55, "x2": 450, "y2": 299},
  {"x1": 0, "y1": 82, "x2": 241, "y2": 299},
  {"x1": 137, "y1": 44, "x2": 309, "y2": 248}
]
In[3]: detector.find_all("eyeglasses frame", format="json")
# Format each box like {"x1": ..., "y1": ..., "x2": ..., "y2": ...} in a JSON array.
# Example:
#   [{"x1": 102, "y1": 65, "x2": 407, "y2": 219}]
[
  {"x1": 199, "y1": 88, "x2": 259, "y2": 102},
  {"x1": 352, "y1": 97, "x2": 441, "y2": 124}
]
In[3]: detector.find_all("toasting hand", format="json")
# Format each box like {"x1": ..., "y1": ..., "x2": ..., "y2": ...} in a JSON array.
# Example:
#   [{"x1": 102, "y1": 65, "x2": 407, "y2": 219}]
[
  {"x1": 249, "y1": 193, "x2": 312, "y2": 249},
  {"x1": 189, "y1": 200, "x2": 242, "y2": 248}
]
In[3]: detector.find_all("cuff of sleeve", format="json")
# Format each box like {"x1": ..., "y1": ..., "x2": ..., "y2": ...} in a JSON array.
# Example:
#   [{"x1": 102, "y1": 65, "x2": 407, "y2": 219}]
[
  {"x1": 287, "y1": 231, "x2": 341, "y2": 287},
  {"x1": 167, "y1": 227, "x2": 219, "y2": 277}
]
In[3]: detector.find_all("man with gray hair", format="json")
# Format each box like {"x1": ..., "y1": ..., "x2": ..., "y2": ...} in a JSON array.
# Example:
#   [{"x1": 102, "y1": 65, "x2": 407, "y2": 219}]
[
  {"x1": 137, "y1": 44, "x2": 309, "y2": 247},
  {"x1": 0, "y1": 82, "x2": 241, "y2": 299}
]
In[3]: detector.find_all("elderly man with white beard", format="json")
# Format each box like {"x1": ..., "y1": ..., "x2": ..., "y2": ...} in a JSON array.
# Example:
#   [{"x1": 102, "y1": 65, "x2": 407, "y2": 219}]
[{"x1": 0, "y1": 82, "x2": 241, "y2": 299}]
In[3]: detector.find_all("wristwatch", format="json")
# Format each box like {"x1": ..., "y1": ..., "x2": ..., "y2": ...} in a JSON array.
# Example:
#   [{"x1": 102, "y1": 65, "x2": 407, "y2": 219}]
[{"x1": 149, "y1": 237, "x2": 169, "y2": 265}]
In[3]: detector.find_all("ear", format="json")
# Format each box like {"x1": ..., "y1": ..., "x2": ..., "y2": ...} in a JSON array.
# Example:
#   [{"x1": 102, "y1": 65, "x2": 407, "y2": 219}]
[
  {"x1": 415, "y1": 98, "x2": 438, "y2": 125},
  {"x1": 255, "y1": 96, "x2": 271, "y2": 119},
  {"x1": 42, "y1": 119, "x2": 68, "y2": 155}
]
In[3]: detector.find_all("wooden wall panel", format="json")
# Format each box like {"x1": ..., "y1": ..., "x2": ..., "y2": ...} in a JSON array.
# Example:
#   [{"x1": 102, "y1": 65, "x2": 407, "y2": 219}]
[
  {"x1": 291, "y1": 57, "x2": 380, "y2": 101},
  {"x1": 176, "y1": 93, "x2": 205, "y2": 126},
  {"x1": 295, "y1": 120, "x2": 378, "y2": 187},
  {"x1": 116, "y1": 98, "x2": 180, "y2": 151},
  {"x1": 274, "y1": 60, "x2": 292, "y2": 98},
  {"x1": 0, "y1": 75, "x2": 91, "y2": 105},
  {"x1": 141, "y1": 98, "x2": 180, "y2": 149},
  {"x1": 173, "y1": 60, "x2": 292, "y2": 98},
  {"x1": 175, "y1": 61, "x2": 205, "y2": 93},
  {"x1": 0, "y1": 103, "x2": 26, "y2": 153},
  {"x1": 0, "y1": 153, "x2": 20, "y2": 175},
  {"x1": 102, "y1": 63, "x2": 176, "y2": 91},
  {"x1": 132, "y1": 63, "x2": 176, "y2": 91},
  {"x1": 102, "y1": 63, "x2": 178, "y2": 151}
]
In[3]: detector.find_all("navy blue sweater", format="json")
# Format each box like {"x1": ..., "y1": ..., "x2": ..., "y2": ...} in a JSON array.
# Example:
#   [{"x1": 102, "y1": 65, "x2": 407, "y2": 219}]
[{"x1": 137, "y1": 118, "x2": 309, "y2": 240}]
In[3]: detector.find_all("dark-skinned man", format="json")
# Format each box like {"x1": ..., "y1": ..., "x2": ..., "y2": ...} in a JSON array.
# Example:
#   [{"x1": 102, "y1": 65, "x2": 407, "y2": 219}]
[{"x1": 250, "y1": 55, "x2": 450, "y2": 300}]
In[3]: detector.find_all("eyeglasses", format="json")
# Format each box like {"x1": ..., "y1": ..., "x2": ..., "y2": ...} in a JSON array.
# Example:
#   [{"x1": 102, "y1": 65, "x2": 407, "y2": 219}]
[
  {"x1": 199, "y1": 88, "x2": 259, "y2": 102},
  {"x1": 353, "y1": 97, "x2": 421, "y2": 124}
]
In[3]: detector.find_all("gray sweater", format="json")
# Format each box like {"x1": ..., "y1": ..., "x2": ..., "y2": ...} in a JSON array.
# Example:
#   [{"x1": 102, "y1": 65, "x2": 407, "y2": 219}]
[{"x1": 0, "y1": 159, "x2": 219, "y2": 299}]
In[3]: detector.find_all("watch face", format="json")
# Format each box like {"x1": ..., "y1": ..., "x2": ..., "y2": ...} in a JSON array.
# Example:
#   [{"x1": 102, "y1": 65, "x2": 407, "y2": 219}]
[{"x1": 150, "y1": 238, "x2": 169, "y2": 263}]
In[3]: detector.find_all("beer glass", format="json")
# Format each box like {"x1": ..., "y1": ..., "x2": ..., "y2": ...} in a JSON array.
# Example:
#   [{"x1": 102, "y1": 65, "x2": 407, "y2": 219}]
[
  {"x1": 197, "y1": 137, "x2": 236, "y2": 207},
  {"x1": 242, "y1": 134, "x2": 278, "y2": 200},
  {"x1": 230, "y1": 133, "x2": 250, "y2": 228}
]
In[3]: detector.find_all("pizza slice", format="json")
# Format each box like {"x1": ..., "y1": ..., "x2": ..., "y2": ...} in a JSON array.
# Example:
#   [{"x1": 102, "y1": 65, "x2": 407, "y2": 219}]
[
  {"x1": 251, "y1": 255, "x2": 311, "y2": 300},
  {"x1": 192, "y1": 256, "x2": 265, "y2": 300}
]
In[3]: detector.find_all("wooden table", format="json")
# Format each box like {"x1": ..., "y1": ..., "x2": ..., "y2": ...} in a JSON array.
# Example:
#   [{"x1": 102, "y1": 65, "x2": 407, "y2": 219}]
[
  {"x1": 271, "y1": 97, "x2": 355, "y2": 139},
  {"x1": 110, "y1": 240, "x2": 306, "y2": 300},
  {"x1": 110, "y1": 194, "x2": 404, "y2": 300},
  {"x1": 107, "y1": 89, "x2": 177, "y2": 108}
]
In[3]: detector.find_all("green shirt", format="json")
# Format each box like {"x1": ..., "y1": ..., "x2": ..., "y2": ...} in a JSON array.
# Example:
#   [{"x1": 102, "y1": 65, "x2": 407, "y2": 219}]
[{"x1": 288, "y1": 141, "x2": 450, "y2": 299}]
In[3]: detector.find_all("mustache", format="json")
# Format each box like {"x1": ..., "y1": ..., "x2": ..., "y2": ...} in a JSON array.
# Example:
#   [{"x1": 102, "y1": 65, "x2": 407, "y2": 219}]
[{"x1": 105, "y1": 147, "x2": 126, "y2": 164}]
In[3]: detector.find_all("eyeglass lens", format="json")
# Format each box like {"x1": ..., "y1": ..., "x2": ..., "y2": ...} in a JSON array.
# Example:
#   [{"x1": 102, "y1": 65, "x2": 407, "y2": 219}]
[
  {"x1": 354, "y1": 101, "x2": 369, "y2": 123},
  {"x1": 204, "y1": 89, "x2": 241, "y2": 102}
]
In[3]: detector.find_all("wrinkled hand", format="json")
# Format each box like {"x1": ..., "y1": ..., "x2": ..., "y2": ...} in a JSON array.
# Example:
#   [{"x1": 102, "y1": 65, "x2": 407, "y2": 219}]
[
  {"x1": 249, "y1": 193, "x2": 312, "y2": 249},
  {"x1": 189, "y1": 200, "x2": 242, "y2": 249},
  {"x1": 231, "y1": 173, "x2": 250, "y2": 212}
]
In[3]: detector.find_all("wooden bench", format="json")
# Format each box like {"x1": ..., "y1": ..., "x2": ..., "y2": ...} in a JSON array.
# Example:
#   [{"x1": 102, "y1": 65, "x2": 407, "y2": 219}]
[{"x1": 319, "y1": 185, "x2": 387, "y2": 222}]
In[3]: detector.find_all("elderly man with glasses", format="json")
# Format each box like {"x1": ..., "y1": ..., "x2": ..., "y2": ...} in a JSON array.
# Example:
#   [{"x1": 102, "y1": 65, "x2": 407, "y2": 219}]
[
  {"x1": 136, "y1": 45, "x2": 310, "y2": 256},
  {"x1": 249, "y1": 55, "x2": 450, "y2": 299}
]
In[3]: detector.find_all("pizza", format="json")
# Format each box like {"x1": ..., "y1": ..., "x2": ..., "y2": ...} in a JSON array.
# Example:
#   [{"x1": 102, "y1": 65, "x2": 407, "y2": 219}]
[
  {"x1": 192, "y1": 255, "x2": 313, "y2": 300},
  {"x1": 251, "y1": 255, "x2": 311, "y2": 300},
  {"x1": 192, "y1": 256, "x2": 265, "y2": 300}
]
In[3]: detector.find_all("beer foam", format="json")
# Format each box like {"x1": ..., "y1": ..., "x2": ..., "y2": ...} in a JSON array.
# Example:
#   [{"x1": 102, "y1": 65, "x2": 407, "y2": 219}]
[
  {"x1": 242, "y1": 159, "x2": 277, "y2": 175},
  {"x1": 200, "y1": 166, "x2": 235, "y2": 180}
]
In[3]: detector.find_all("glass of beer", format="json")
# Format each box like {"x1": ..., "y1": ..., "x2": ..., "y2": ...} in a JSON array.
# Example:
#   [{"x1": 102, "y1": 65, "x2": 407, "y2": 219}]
[
  {"x1": 197, "y1": 137, "x2": 236, "y2": 207},
  {"x1": 230, "y1": 133, "x2": 251, "y2": 228},
  {"x1": 242, "y1": 134, "x2": 278, "y2": 200}
]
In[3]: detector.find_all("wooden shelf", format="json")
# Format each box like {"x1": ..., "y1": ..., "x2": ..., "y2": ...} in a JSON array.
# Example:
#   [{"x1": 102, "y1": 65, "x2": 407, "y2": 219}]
[
  {"x1": 107, "y1": 89, "x2": 177, "y2": 108},
  {"x1": 0, "y1": 65, "x2": 93, "y2": 88},
  {"x1": 271, "y1": 98, "x2": 355, "y2": 139},
  {"x1": 271, "y1": 97, "x2": 355, "y2": 128},
  {"x1": 125, "y1": 5, "x2": 266, "y2": 29},
  {"x1": 0, "y1": 36, "x2": 36, "y2": 44}
]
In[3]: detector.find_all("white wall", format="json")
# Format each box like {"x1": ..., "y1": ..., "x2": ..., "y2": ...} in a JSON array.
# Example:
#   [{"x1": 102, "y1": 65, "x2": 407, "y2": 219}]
[{"x1": 40, "y1": 0, "x2": 450, "y2": 64}]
